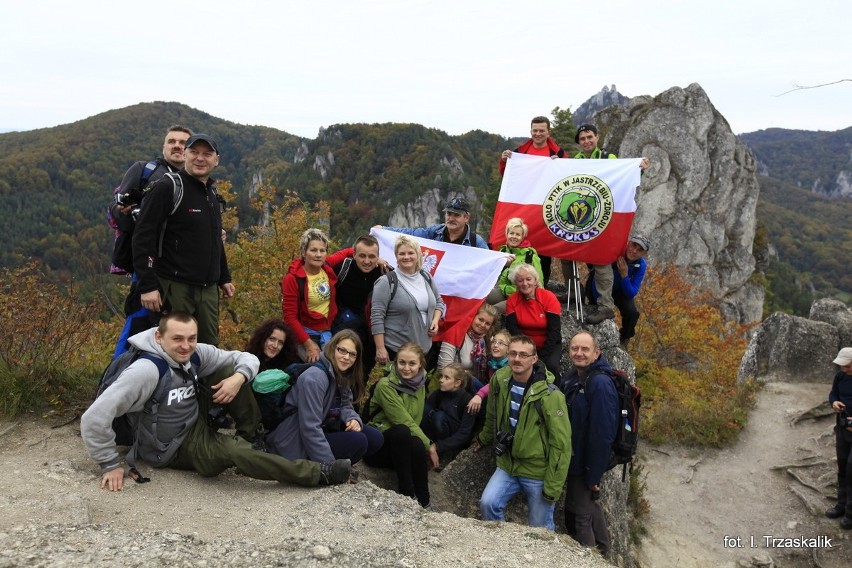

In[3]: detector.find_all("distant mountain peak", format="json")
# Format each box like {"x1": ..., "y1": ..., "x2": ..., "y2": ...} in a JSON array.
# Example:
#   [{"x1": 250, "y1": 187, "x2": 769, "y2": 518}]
[{"x1": 573, "y1": 85, "x2": 631, "y2": 125}]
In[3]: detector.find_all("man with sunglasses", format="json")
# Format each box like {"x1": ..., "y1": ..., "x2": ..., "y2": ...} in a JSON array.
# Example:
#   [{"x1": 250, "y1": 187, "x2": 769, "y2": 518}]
[{"x1": 474, "y1": 335, "x2": 571, "y2": 530}]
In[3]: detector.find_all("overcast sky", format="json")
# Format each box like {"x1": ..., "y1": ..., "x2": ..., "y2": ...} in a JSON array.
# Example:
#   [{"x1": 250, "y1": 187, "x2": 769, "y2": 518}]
[{"x1": 1, "y1": 0, "x2": 849, "y2": 139}]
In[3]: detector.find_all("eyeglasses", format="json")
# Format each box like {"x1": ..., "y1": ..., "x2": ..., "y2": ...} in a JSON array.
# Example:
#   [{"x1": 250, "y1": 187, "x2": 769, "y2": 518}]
[
  {"x1": 492, "y1": 340, "x2": 509, "y2": 347},
  {"x1": 508, "y1": 351, "x2": 535, "y2": 359},
  {"x1": 335, "y1": 346, "x2": 358, "y2": 359}
]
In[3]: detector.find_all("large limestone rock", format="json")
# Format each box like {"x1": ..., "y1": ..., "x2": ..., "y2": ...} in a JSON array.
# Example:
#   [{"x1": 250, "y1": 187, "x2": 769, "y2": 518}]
[
  {"x1": 809, "y1": 298, "x2": 852, "y2": 347},
  {"x1": 596, "y1": 83, "x2": 764, "y2": 324},
  {"x1": 737, "y1": 312, "x2": 839, "y2": 383}
]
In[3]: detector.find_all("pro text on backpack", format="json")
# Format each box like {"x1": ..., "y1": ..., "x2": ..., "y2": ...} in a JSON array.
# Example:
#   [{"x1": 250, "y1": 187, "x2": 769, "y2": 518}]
[
  {"x1": 563, "y1": 368, "x2": 641, "y2": 481},
  {"x1": 94, "y1": 346, "x2": 200, "y2": 446}
]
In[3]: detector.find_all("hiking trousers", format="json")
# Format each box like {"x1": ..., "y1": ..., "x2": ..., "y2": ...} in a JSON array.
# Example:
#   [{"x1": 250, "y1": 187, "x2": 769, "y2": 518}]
[
  {"x1": 564, "y1": 474, "x2": 611, "y2": 555},
  {"x1": 169, "y1": 418, "x2": 320, "y2": 487}
]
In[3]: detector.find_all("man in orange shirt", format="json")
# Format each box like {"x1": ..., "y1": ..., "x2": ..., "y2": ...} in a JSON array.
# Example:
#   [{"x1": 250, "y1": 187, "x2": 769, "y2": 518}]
[{"x1": 498, "y1": 116, "x2": 568, "y2": 285}]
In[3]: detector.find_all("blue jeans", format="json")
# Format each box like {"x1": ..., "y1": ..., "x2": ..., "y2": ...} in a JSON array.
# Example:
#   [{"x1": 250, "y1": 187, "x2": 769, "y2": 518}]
[{"x1": 480, "y1": 467, "x2": 556, "y2": 530}]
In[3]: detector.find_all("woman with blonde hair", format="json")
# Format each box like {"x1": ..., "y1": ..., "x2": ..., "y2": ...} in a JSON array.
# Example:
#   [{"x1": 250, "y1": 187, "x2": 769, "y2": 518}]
[
  {"x1": 486, "y1": 217, "x2": 543, "y2": 313},
  {"x1": 371, "y1": 235, "x2": 445, "y2": 365}
]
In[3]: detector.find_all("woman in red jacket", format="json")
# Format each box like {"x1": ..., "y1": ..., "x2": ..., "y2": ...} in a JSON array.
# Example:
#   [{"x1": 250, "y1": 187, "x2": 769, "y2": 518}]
[{"x1": 281, "y1": 228, "x2": 349, "y2": 362}]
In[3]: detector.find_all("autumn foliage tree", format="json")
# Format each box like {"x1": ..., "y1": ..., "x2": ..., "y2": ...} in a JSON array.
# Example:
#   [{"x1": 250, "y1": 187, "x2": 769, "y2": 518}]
[
  {"x1": 630, "y1": 264, "x2": 759, "y2": 447},
  {"x1": 216, "y1": 181, "x2": 333, "y2": 350}
]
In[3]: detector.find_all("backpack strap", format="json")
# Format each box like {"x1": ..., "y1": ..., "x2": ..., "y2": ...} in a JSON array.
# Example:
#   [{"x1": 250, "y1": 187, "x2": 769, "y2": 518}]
[
  {"x1": 336, "y1": 257, "x2": 353, "y2": 284},
  {"x1": 157, "y1": 173, "x2": 185, "y2": 258}
]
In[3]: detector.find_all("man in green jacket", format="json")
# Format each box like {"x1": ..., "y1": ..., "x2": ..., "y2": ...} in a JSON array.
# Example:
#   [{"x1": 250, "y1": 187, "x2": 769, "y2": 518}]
[
  {"x1": 474, "y1": 335, "x2": 571, "y2": 530},
  {"x1": 574, "y1": 124, "x2": 649, "y2": 325}
]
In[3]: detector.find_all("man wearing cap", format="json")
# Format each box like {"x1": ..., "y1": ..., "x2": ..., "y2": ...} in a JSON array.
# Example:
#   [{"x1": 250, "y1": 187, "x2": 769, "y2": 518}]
[
  {"x1": 499, "y1": 116, "x2": 568, "y2": 286},
  {"x1": 132, "y1": 134, "x2": 259, "y2": 442},
  {"x1": 585, "y1": 235, "x2": 650, "y2": 348},
  {"x1": 380, "y1": 196, "x2": 489, "y2": 249},
  {"x1": 574, "y1": 124, "x2": 649, "y2": 330},
  {"x1": 827, "y1": 347, "x2": 852, "y2": 529}
]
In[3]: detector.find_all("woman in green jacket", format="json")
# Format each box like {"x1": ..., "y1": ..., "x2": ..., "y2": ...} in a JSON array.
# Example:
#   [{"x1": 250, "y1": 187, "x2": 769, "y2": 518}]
[
  {"x1": 364, "y1": 342, "x2": 438, "y2": 507},
  {"x1": 486, "y1": 218, "x2": 543, "y2": 313}
]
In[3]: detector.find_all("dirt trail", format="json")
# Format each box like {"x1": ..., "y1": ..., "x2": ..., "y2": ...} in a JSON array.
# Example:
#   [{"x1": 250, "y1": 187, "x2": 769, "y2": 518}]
[{"x1": 637, "y1": 381, "x2": 849, "y2": 567}]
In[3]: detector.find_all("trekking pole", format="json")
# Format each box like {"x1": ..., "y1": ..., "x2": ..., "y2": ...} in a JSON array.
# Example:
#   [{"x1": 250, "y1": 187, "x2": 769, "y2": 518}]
[{"x1": 568, "y1": 261, "x2": 584, "y2": 322}]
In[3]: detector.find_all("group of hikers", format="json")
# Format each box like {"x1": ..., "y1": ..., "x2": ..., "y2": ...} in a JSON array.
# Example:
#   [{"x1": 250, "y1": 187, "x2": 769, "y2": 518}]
[{"x1": 84, "y1": 117, "x2": 657, "y2": 554}]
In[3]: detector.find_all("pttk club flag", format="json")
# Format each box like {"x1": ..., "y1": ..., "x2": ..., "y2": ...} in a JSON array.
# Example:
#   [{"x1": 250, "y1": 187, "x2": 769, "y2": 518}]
[
  {"x1": 491, "y1": 153, "x2": 643, "y2": 265},
  {"x1": 370, "y1": 228, "x2": 509, "y2": 346}
]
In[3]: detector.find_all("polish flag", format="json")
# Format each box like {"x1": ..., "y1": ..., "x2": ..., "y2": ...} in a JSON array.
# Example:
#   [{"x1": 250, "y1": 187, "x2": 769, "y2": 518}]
[
  {"x1": 491, "y1": 153, "x2": 642, "y2": 264},
  {"x1": 370, "y1": 228, "x2": 509, "y2": 346}
]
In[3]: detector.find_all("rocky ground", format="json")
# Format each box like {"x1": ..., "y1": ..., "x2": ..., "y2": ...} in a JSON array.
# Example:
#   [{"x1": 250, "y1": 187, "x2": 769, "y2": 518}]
[
  {"x1": 1, "y1": 380, "x2": 848, "y2": 567},
  {"x1": 636, "y1": 381, "x2": 850, "y2": 568},
  {"x1": 0, "y1": 416, "x2": 609, "y2": 568}
]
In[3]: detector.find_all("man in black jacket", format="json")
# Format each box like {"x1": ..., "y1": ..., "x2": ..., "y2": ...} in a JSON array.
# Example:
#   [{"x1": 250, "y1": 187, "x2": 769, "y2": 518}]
[{"x1": 132, "y1": 134, "x2": 258, "y2": 441}]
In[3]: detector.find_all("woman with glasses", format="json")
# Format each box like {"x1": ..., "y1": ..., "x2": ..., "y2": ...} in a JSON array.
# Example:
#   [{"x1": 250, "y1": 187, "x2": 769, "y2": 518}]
[
  {"x1": 266, "y1": 330, "x2": 383, "y2": 465},
  {"x1": 466, "y1": 329, "x2": 512, "y2": 414},
  {"x1": 505, "y1": 263, "x2": 562, "y2": 374},
  {"x1": 364, "y1": 342, "x2": 437, "y2": 509}
]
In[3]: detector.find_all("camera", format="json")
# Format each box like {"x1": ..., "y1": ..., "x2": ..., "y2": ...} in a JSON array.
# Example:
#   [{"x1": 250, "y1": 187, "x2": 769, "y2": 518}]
[
  {"x1": 842, "y1": 410, "x2": 852, "y2": 429},
  {"x1": 207, "y1": 405, "x2": 233, "y2": 429},
  {"x1": 494, "y1": 430, "x2": 514, "y2": 457}
]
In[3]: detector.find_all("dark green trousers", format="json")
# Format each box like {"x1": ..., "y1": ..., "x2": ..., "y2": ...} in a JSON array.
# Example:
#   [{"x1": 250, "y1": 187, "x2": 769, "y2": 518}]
[{"x1": 170, "y1": 418, "x2": 320, "y2": 486}]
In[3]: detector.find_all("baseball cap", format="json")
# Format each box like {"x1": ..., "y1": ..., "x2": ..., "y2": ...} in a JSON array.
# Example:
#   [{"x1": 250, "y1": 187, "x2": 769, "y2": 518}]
[
  {"x1": 575, "y1": 124, "x2": 598, "y2": 143},
  {"x1": 443, "y1": 197, "x2": 471, "y2": 214},
  {"x1": 630, "y1": 234, "x2": 651, "y2": 252},
  {"x1": 185, "y1": 134, "x2": 220, "y2": 155},
  {"x1": 833, "y1": 347, "x2": 852, "y2": 366}
]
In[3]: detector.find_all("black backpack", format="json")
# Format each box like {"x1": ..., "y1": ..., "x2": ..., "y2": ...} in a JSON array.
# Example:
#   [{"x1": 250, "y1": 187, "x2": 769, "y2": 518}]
[
  {"x1": 252, "y1": 361, "x2": 327, "y2": 432},
  {"x1": 563, "y1": 368, "x2": 641, "y2": 481},
  {"x1": 107, "y1": 170, "x2": 185, "y2": 275},
  {"x1": 94, "y1": 346, "x2": 200, "y2": 446}
]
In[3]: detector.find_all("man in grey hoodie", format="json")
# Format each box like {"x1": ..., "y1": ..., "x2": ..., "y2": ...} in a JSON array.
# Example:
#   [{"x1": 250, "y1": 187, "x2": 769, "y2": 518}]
[{"x1": 81, "y1": 312, "x2": 351, "y2": 491}]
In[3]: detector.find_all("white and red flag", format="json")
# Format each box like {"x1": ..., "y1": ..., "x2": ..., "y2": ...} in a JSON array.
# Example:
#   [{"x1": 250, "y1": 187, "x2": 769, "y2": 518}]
[
  {"x1": 370, "y1": 228, "x2": 509, "y2": 346},
  {"x1": 491, "y1": 153, "x2": 642, "y2": 264}
]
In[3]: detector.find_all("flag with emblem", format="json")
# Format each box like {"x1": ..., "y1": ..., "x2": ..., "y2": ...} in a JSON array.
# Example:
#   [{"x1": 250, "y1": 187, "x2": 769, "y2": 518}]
[{"x1": 491, "y1": 153, "x2": 642, "y2": 264}]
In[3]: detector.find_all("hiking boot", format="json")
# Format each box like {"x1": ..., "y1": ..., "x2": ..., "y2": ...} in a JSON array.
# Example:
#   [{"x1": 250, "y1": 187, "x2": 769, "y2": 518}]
[
  {"x1": 841, "y1": 516, "x2": 852, "y2": 530},
  {"x1": 585, "y1": 306, "x2": 615, "y2": 324},
  {"x1": 318, "y1": 459, "x2": 352, "y2": 486},
  {"x1": 826, "y1": 504, "x2": 845, "y2": 519}
]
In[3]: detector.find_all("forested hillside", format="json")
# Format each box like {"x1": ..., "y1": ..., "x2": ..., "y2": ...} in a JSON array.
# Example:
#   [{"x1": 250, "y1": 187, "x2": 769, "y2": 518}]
[
  {"x1": 0, "y1": 101, "x2": 849, "y2": 316},
  {"x1": 0, "y1": 102, "x2": 304, "y2": 276},
  {"x1": 741, "y1": 127, "x2": 852, "y2": 195},
  {"x1": 756, "y1": 176, "x2": 852, "y2": 310}
]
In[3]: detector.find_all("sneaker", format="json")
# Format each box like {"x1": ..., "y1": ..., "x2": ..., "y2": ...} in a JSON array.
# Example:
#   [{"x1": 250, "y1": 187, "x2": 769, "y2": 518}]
[
  {"x1": 422, "y1": 502, "x2": 440, "y2": 512},
  {"x1": 318, "y1": 459, "x2": 352, "y2": 486},
  {"x1": 841, "y1": 516, "x2": 852, "y2": 530},
  {"x1": 585, "y1": 306, "x2": 615, "y2": 324},
  {"x1": 826, "y1": 504, "x2": 845, "y2": 519}
]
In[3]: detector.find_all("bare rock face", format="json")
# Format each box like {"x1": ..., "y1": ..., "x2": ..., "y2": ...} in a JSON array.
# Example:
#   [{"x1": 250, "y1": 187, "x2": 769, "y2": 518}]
[
  {"x1": 387, "y1": 187, "x2": 481, "y2": 230},
  {"x1": 737, "y1": 311, "x2": 840, "y2": 383},
  {"x1": 810, "y1": 298, "x2": 852, "y2": 347},
  {"x1": 596, "y1": 83, "x2": 764, "y2": 324}
]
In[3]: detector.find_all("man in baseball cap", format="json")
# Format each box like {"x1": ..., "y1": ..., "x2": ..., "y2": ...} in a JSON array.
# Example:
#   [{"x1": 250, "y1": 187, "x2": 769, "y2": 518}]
[
  {"x1": 827, "y1": 347, "x2": 852, "y2": 528},
  {"x1": 585, "y1": 234, "x2": 651, "y2": 349},
  {"x1": 380, "y1": 195, "x2": 488, "y2": 249}
]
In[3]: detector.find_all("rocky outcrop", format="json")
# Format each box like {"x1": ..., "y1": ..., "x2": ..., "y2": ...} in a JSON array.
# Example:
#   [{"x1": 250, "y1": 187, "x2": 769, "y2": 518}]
[
  {"x1": 737, "y1": 299, "x2": 852, "y2": 383},
  {"x1": 573, "y1": 85, "x2": 631, "y2": 126},
  {"x1": 438, "y1": 312, "x2": 637, "y2": 568},
  {"x1": 387, "y1": 187, "x2": 480, "y2": 229},
  {"x1": 596, "y1": 83, "x2": 764, "y2": 324}
]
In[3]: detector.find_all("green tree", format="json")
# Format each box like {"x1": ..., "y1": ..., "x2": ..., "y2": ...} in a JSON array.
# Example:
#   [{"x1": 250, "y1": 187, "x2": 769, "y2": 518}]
[{"x1": 550, "y1": 106, "x2": 576, "y2": 149}]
